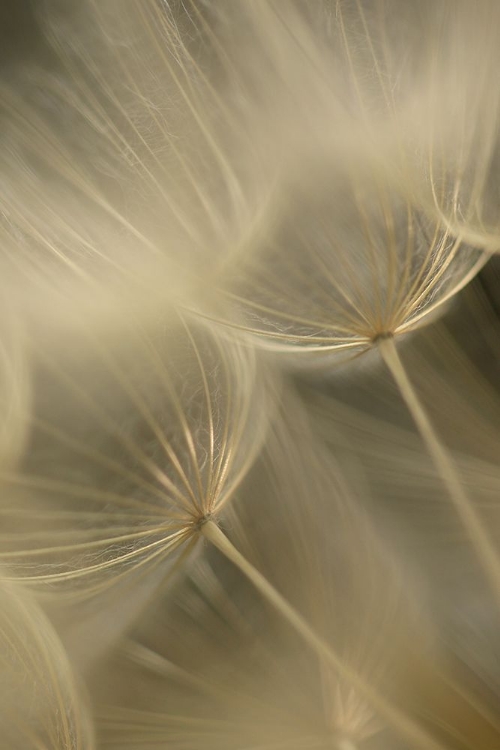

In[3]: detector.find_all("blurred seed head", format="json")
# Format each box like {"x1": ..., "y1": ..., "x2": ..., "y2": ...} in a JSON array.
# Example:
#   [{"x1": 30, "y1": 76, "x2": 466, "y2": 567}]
[
  {"x1": 0, "y1": 1, "x2": 499, "y2": 748},
  {"x1": 0, "y1": 578, "x2": 94, "y2": 749}
]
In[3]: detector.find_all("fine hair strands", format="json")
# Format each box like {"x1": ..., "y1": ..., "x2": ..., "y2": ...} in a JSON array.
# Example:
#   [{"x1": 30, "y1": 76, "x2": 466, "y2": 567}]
[
  {"x1": 91, "y1": 392, "x2": 500, "y2": 749},
  {"x1": 0, "y1": 578, "x2": 95, "y2": 750},
  {"x1": 180, "y1": 1, "x2": 500, "y2": 609},
  {"x1": 0, "y1": 305, "x2": 277, "y2": 601},
  {"x1": 0, "y1": 2, "x2": 500, "y2": 750},
  {"x1": 0, "y1": 297, "x2": 457, "y2": 749}
]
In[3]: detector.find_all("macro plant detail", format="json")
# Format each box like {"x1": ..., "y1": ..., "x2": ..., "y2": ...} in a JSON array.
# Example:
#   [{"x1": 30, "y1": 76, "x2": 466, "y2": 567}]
[
  {"x1": 211, "y1": 161, "x2": 486, "y2": 356},
  {"x1": 187, "y1": 1, "x2": 500, "y2": 613},
  {"x1": 0, "y1": 309, "x2": 274, "y2": 601},
  {"x1": 0, "y1": 0, "x2": 277, "y2": 311},
  {"x1": 90, "y1": 403, "x2": 448, "y2": 750},
  {"x1": 0, "y1": 1, "x2": 499, "y2": 750},
  {"x1": 0, "y1": 579, "x2": 94, "y2": 750}
]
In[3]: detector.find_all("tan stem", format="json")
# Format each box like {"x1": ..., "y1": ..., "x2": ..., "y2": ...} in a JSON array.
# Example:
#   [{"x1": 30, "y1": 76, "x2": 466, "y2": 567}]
[
  {"x1": 337, "y1": 741, "x2": 358, "y2": 750},
  {"x1": 200, "y1": 520, "x2": 446, "y2": 750},
  {"x1": 378, "y1": 335, "x2": 500, "y2": 604}
]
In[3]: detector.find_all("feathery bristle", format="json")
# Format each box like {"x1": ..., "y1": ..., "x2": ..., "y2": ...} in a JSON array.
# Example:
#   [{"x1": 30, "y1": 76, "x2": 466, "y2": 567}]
[{"x1": 0, "y1": 2, "x2": 500, "y2": 749}]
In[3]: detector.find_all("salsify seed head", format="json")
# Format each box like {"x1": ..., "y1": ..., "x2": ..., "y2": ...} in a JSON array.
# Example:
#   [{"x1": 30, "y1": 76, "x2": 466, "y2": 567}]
[
  {"x1": 0, "y1": 577, "x2": 94, "y2": 749},
  {"x1": 91, "y1": 392, "x2": 436, "y2": 750},
  {"x1": 206, "y1": 157, "x2": 485, "y2": 366},
  {"x1": 0, "y1": 301, "x2": 277, "y2": 602},
  {"x1": 0, "y1": 0, "x2": 281, "y2": 309}
]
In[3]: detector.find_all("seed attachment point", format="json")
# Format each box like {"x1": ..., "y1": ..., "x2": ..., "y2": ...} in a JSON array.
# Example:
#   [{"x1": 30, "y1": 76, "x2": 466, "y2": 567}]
[
  {"x1": 371, "y1": 331, "x2": 394, "y2": 345},
  {"x1": 194, "y1": 512, "x2": 214, "y2": 532}
]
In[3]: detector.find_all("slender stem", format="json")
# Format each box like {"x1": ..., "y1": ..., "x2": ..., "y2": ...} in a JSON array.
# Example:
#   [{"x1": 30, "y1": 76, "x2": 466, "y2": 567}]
[
  {"x1": 378, "y1": 335, "x2": 500, "y2": 603},
  {"x1": 200, "y1": 520, "x2": 446, "y2": 750}
]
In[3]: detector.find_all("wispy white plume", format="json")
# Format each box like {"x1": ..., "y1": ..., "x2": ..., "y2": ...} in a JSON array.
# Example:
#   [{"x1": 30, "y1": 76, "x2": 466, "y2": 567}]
[
  {"x1": 0, "y1": 578, "x2": 94, "y2": 749},
  {"x1": 0, "y1": 2, "x2": 499, "y2": 748},
  {"x1": 93, "y1": 394, "x2": 448, "y2": 750},
  {"x1": 0, "y1": 301, "x2": 276, "y2": 604}
]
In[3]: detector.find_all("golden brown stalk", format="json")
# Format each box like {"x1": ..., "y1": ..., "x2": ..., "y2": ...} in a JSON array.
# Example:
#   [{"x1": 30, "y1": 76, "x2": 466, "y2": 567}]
[
  {"x1": 378, "y1": 335, "x2": 500, "y2": 605},
  {"x1": 200, "y1": 520, "x2": 447, "y2": 750}
]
